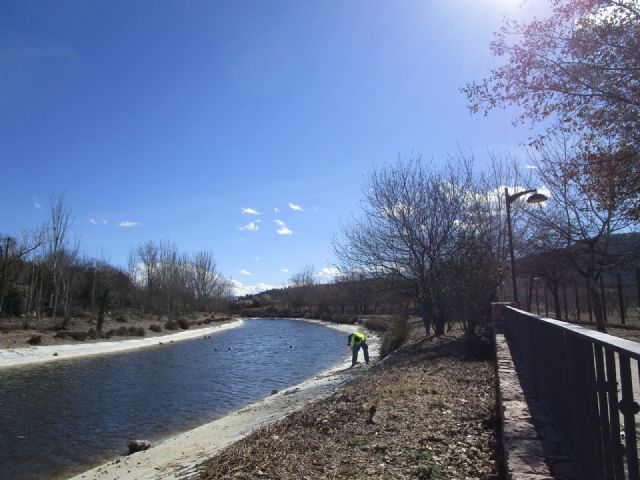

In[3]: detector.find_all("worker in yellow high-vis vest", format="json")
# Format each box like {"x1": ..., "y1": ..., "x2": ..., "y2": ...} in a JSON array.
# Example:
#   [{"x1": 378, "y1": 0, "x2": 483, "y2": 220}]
[{"x1": 347, "y1": 331, "x2": 369, "y2": 367}]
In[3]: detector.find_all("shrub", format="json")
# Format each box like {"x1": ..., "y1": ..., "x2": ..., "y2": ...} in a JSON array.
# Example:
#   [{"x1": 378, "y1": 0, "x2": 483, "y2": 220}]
[
  {"x1": 28, "y1": 335, "x2": 42, "y2": 345},
  {"x1": 70, "y1": 331, "x2": 88, "y2": 341},
  {"x1": 116, "y1": 315, "x2": 128, "y2": 323},
  {"x1": 178, "y1": 319, "x2": 191, "y2": 330},
  {"x1": 116, "y1": 326, "x2": 129, "y2": 336},
  {"x1": 165, "y1": 320, "x2": 178, "y2": 331},
  {"x1": 149, "y1": 324, "x2": 163, "y2": 333},
  {"x1": 128, "y1": 326, "x2": 145, "y2": 337},
  {"x1": 380, "y1": 316, "x2": 409, "y2": 359},
  {"x1": 364, "y1": 317, "x2": 390, "y2": 332},
  {"x1": 87, "y1": 328, "x2": 98, "y2": 339},
  {"x1": 327, "y1": 313, "x2": 357, "y2": 325},
  {"x1": 464, "y1": 326, "x2": 493, "y2": 360},
  {"x1": 105, "y1": 329, "x2": 116, "y2": 339}
]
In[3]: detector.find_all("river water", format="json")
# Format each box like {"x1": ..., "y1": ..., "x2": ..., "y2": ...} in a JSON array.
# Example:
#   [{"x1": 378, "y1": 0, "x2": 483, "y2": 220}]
[{"x1": 0, "y1": 318, "x2": 348, "y2": 480}]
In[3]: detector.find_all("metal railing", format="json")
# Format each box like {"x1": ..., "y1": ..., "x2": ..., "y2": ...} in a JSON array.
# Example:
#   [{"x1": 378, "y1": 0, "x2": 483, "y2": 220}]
[{"x1": 504, "y1": 306, "x2": 640, "y2": 480}]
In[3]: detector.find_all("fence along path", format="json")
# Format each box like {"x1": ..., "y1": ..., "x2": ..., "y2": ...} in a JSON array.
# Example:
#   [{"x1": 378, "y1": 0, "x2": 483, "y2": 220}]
[{"x1": 503, "y1": 307, "x2": 640, "y2": 480}]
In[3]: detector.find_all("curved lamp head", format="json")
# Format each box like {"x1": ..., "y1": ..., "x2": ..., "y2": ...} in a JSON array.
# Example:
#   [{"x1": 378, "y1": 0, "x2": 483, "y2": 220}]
[{"x1": 526, "y1": 192, "x2": 548, "y2": 204}]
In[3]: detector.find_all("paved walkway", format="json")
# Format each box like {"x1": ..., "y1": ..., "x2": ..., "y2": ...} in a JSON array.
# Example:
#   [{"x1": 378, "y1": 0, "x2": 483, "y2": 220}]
[{"x1": 496, "y1": 333, "x2": 580, "y2": 479}]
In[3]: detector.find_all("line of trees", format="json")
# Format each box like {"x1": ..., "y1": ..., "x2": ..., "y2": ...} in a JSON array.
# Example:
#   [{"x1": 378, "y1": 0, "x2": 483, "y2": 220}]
[
  {"x1": 129, "y1": 240, "x2": 232, "y2": 320},
  {"x1": 0, "y1": 196, "x2": 232, "y2": 331},
  {"x1": 240, "y1": 272, "x2": 416, "y2": 320}
]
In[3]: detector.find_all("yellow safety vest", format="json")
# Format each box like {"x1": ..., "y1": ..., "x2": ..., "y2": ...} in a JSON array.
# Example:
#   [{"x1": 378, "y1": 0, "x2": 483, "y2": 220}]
[{"x1": 351, "y1": 332, "x2": 366, "y2": 346}]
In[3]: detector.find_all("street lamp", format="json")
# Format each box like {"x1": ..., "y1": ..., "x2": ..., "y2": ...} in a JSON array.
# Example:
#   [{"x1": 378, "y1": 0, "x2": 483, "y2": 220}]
[{"x1": 505, "y1": 188, "x2": 548, "y2": 304}]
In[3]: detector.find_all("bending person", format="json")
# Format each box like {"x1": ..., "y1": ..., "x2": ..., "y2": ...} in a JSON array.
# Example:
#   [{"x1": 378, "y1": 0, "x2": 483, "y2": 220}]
[{"x1": 347, "y1": 331, "x2": 369, "y2": 367}]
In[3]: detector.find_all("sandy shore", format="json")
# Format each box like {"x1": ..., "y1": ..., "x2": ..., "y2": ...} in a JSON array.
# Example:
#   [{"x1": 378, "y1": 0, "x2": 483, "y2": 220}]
[
  {"x1": 66, "y1": 320, "x2": 379, "y2": 480},
  {"x1": 0, "y1": 320, "x2": 244, "y2": 368}
]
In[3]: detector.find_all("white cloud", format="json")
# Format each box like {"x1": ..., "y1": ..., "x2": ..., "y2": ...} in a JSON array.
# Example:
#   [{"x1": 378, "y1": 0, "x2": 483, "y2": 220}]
[
  {"x1": 239, "y1": 269, "x2": 252, "y2": 276},
  {"x1": 280, "y1": 268, "x2": 289, "y2": 273},
  {"x1": 240, "y1": 222, "x2": 259, "y2": 232},
  {"x1": 119, "y1": 220, "x2": 140, "y2": 228},
  {"x1": 289, "y1": 202, "x2": 303, "y2": 211},
  {"x1": 274, "y1": 207, "x2": 280, "y2": 213},
  {"x1": 525, "y1": 165, "x2": 538, "y2": 170},
  {"x1": 88, "y1": 218, "x2": 98, "y2": 225},
  {"x1": 255, "y1": 256, "x2": 261, "y2": 262},
  {"x1": 274, "y1": 219, "x2": 293, "y2": 235},
  {"x1": 242, "y1": 207, "x2": 260, "y2": 215},
  {"x1": 103, "y1": 220, "x2": 108, "y2": 224},
  {"x1": 32, "y1": 197, "x2": 42, "y2": 209},
  {"x1": 317, "y1": 267, "x2": 341, "y2": 283},
  {"x1": 230, "y1": 279, "x2": 278, "y2": 297}
]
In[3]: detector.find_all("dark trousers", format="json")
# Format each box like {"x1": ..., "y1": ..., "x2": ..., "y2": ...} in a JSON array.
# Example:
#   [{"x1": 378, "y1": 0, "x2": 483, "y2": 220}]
[{"x1": 352, "y1": 342, "x2": 369, "y2": 365}]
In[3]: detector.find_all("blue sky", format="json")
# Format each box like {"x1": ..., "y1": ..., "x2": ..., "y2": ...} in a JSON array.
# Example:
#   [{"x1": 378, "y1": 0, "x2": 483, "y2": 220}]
[{"x1": 1, "y1": 0, "x2": 546, "y2": 295}]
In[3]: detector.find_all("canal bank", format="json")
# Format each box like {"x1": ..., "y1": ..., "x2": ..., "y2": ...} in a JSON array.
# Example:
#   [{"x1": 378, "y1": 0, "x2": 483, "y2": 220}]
[
  {"x1": 67, "y1": 320, "x2": 379, "y2": 480},
  {"x1": 0, "y1": 320, "x2": 244, "y2": 368}
]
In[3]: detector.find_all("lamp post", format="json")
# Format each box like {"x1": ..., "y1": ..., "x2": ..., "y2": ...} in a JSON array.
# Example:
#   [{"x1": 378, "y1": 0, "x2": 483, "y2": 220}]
[{"x1": 505, "y1": 188, "x2": 548, "y2": 304}]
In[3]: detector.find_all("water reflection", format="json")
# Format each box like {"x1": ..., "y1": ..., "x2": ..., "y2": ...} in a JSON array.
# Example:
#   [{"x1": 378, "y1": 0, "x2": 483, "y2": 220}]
[{"x1": 0, "y1": 319, "x2": 347, "y2": 480}]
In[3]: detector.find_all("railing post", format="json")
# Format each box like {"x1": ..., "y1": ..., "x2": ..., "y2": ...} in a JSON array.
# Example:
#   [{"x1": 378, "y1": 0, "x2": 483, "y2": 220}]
[
  {"x1": 605, "y1": 349, "x2": 626, "y2": 479},
  {"x1": 619, "y1": 355, "x2": 640, "y2": 480},
  {"x1": 594, "y1": 345, "x2": 614, "y2": 477}
]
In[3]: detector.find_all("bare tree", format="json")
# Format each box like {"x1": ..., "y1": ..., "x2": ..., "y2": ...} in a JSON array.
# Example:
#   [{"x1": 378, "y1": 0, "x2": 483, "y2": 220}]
[
  {"x1": 47, "y1": 195, "x2": 72, "y2": 322},
  {"x1": 59, "y1": 240, "x2": 81, "y2": 329},
  {"x1": 137, "y1": 240, "x2": 159, "y2": 315},
  {"x1": 190, "y1": 251, "x2": 221, "y2": 311},
  {"x1": 157, "y1": 241, "x2": 179, "y2": 318},
  {"x1": 0, "y1": 227, "x2": 44, "y2": 316},
  {"x1": 289, "y1": 265, "x2": 317, "y2": 288},
  {"x1": 526, "y1": 137, "x2": 639, "y2": 331},
  {"x1": 334, "y1": 156, "x2": 484, "y2": 336}
]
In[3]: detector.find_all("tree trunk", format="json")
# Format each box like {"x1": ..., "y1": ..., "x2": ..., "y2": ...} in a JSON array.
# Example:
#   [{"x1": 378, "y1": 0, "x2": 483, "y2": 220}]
[
  {"x1": 433, "y1": 311, "x2": 446, "y2": 336},
  {"x1": 420, "y1": 301, "x2": 431, "y2": 337},
  {"x1": 526, "y1": 275, "x2": 534, "y2": 312},
  {"x1": 549, "y1": 284, "x2": 562, "y2": 321},
  {"x1": 97, "y1": 289, "x2": 110, "y2": 333},
  {"x1": 587, "y1": 277, "x2": 606, "y2": 332},
  {"x1": 90, "y1": 267, "x2": 97, "y2": 324}
]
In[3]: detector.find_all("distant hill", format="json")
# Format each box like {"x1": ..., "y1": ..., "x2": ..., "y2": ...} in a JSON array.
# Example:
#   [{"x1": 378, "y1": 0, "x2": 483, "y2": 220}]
[{"x1": 518, "y1": 231, "x2": 640, "y2": 285}]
